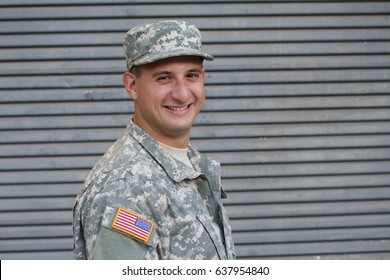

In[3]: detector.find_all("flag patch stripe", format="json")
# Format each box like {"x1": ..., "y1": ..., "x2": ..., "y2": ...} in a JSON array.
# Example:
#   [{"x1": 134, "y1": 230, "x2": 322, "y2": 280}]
[
  {"x1": 115, "y1": 218, "x2": 149, "y2": 238},
  {"x1": 112, "y1": 208, "x2": 154, "y2": 243}
]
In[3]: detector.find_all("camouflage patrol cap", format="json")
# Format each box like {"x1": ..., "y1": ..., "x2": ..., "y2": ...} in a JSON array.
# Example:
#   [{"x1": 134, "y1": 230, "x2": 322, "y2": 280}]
[{"x1": 123, "y1": 20, "x2": 214, "y2": 70}]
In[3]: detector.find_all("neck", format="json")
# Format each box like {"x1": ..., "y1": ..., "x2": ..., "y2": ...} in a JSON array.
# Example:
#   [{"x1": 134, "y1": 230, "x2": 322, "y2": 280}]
[
  {"x1": 132, "y1": 117, "x2": 190, "y2": 149},
  {"x1": 155, "y1": 135, "x2": 190, "y2": 149}
]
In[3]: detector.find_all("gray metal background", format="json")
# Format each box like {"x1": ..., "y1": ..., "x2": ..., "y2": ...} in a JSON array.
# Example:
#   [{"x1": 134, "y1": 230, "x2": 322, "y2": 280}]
[{"x1": 0, "y1": 0, "x2": 390, "y2": 259}]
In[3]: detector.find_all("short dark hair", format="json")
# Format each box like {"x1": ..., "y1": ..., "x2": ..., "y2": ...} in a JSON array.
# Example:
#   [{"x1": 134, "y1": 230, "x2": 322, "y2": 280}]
[{"x1": 129, "y1": 66, "x2": 142, "y2": 78}]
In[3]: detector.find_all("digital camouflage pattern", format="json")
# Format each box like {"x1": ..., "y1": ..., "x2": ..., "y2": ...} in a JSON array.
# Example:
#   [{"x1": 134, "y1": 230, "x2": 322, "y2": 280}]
[
  {"x1": 123, "y1": 20, "x2": 214, "y2": 70},
  {"x1": 73, "y1": 121, "x2": 236, "y2": 260}
]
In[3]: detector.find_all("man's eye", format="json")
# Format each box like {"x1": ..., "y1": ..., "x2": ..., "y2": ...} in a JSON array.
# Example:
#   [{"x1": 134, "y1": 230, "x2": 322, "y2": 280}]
[
  {"x1": 157, "y1": 76, "x2": 170, "y2": 81},
  {"x1": 187, "y1": 73, "x2": 199, "y2": 78}
]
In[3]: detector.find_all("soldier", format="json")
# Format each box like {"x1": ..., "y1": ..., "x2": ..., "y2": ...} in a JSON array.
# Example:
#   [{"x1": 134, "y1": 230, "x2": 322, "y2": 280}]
[{"x1": 73, "y1": 20, "x2": 236, "y2": 259}]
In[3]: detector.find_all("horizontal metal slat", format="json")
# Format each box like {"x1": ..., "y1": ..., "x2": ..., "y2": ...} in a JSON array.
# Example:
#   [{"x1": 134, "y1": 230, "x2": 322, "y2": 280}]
[
  {"x1": 0, "y1": 183, "x2": 82, "y2": 198},
  {"x1": 226, "y1": 187, "x2": 390, "y2": 205},
  {"x1": 0, "y1": 156, "x2": 99, "y2": 171},
  {"x1": 193, "y1": 122, "x2": 390, "y2": 138},
  {"x1": 264, "y1": 252, "x2": 390, "y2": 260},
  {"x1": 1, "y1": 97, "x2": 389, "y2": 117},
  {"x1": 0, "y1": 237, "x2": 71, "y2": 252},
  {"x1": 222, "y1": 161, "x2": 390, "y2": 178},
  {"x1": 226, "y1": 200, "x2": 390, "y2": 219},
  {"x1": 206, "y1": 29, "x2": 390, "y2": 43},
  {"x1": 0, "y1": 210, "x2": 72, "y2": 226},
  {"x1": 1, "y1": 134, "x2": 389, "y2": 157},
  {"x1": 0, "y1": 0, "x2": 275, "y2": 5},
  {"x1": 0, "y1": 250, "x2": 72, "y2": 260},
  {"x1": 0, "y1": 128, "x2": 124, "y2": 144},
  {"x1": 207, "y1": 41, "x2": 390, "y2": 56},
  {"x1": 0, "y1": 88, "x2": 126, "y2": 102},
  {"x1": 2, "y1": 55, "x2": 390, "y2": 75},
  {"x1": 0, "y1": 170, "x2": 89, "y2": 185},
  {"x1": 1, "y1": 161, "x2": 389, "y2": 185},
  {"x1": 2, "y1": 69, "x2": 390, "y2": 89},
  {"x1": 207, "y1": 109, "x2": 390, "y2": 126},
  {"x1": 3, "y1": 148, "x2": 390, "y2": 170},
  {"x1": 1, "y1": 28, "x2": 389, "y2": 48},
  {"x1": 1, "y1": 3, "x2": 388, "y2": 20},
  {"x1": 1, "y1": 15, "x2": 389, "y2": 34},
  {"x1": 2, "y1": 122, "x2": 390, "y2": 144},
  {"x1": 234, "y1": 227, "x2": 390, "y2": 244},
  {"x1": 230, "y1": 213, "x2": 390, "y2": 231},
  {"x1": 1, "y1": 174, "x2": 389, "y2": 198},
  {"x1": 210, "y1": 148, "x2": 390, "y2": 164},
  {"x1": 16, "y1": 191, "x2": 387, "y2": 221},
  {"x1": 206, "y1": 69, "x2": 390, "y2": 84},
  {"x1": 0, "y1": 197, "x2": 75, "y2": 211},
  {"x1": 0, "y1": 142, "x2": 112, "y2": 157},
  {"x1": 223, "y1": 174, "x2": 390, "y2": 191},
  {"x1": 0, "y1": 225, "x2": 72, "y2": 239},
  {"x1": 1, "y1": 110, "x2": 347, "y2": 130},
  {"x1": 2, "y1": 42, "x2": 389, "y2": 61},
  {"x1": 2, "y1": 82, "x2": 390, "y2": 102},
  {"x1": 0, "y1": 101, "x2": 132, "y2": 116},
  {"x1": 270, "y1": 242, "x2": 378, "y2": 259},
  {"x1": 235, "y1": 239, "x2": 390, "y2": 258}
]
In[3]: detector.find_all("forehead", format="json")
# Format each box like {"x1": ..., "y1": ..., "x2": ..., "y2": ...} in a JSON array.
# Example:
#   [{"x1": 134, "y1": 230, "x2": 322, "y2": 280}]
[{"x1": 140, "y1": 56, "x2": 203, "y2": 72}]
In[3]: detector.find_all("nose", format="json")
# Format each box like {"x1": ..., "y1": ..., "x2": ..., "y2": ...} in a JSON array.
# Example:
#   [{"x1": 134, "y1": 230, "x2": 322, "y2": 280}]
[{"x1": 171, "y1": 78, "x2": 191, "y2": 103}]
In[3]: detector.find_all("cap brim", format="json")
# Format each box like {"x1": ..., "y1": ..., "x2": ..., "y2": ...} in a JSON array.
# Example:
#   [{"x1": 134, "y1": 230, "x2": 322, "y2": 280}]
[{"x1": 133, "y1": 48, "x2": 214, "y2": 67}]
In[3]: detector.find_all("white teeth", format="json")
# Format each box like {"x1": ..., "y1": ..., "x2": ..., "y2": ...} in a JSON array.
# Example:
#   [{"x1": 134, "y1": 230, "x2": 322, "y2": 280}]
[{"x1": 167, "y1": 105, "x2": 189, "y2": 111}]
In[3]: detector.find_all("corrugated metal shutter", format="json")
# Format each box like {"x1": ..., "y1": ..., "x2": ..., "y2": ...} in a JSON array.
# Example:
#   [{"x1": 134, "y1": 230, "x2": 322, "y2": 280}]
[{"x1": 1, "y1": 0, "x2": 390, "y2": 260}]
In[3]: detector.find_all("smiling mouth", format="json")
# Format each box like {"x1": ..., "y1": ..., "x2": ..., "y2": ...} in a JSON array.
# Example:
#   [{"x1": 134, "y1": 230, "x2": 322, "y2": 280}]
[{"x1": 165, "y1": 105, "x2": 191, "y2": 111}]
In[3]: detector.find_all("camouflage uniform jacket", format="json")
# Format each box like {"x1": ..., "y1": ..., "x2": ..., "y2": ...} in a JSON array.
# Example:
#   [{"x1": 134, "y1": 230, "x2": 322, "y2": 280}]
[{"x1": 73, "y1": 120, "x2": 236, "y2": 259}]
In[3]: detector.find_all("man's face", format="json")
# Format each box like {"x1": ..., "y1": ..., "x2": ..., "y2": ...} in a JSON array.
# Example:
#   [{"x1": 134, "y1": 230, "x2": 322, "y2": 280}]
[{"x1": 124, "y1": 56, "x2": 206, "y2": 147}]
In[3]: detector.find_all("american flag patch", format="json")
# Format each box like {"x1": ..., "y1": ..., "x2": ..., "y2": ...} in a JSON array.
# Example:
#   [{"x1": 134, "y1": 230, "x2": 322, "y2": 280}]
[{"x1": 112, "y1": 208, "x2": 154, "y2": 243}]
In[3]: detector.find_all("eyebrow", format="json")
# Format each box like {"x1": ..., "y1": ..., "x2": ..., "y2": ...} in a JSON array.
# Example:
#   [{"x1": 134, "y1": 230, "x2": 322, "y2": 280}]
[
  {"x1": 152, "y1": 71, "x2": 172, "y2": 78},
  {"x1": 152, "y1": 68, "x2": 202, "y2": 78}
]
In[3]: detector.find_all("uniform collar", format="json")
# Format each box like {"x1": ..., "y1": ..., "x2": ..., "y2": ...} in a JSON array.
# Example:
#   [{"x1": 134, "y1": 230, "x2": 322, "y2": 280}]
[{"x1": 127, "y1": 120, "x2": 203, "y2": 182}]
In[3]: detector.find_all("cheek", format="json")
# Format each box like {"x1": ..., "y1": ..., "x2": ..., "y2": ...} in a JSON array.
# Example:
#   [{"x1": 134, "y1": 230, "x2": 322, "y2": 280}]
[
  {"x1": 196, "y1": 86, "x2": 206, "y2": 103},
  {"x1": 138, "y1": 84, "x2": 163, "y2": 103},
  {"x1": 198, "y1": 92, "x2": 205, "y2": 104},
  {"x1": 190, "y1": 81, "x2": 205, "y2": 96}
]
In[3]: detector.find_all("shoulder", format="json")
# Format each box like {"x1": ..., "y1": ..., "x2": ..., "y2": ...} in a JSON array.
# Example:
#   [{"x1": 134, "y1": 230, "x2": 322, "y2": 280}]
[
  {"x1": 75, "y1": 131, "x2": 137, "y2": 199},
  {"x1": 76, "y1": 135, "x2": 169, "y2": 211}
]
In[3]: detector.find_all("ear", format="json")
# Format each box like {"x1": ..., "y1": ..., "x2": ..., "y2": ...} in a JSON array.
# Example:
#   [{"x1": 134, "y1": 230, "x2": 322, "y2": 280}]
[{"x1": 122, "y1": 72, "x2": 138, "y2": 100}]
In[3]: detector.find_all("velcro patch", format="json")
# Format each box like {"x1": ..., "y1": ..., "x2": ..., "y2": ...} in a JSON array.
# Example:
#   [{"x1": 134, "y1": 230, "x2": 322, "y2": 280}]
[{"x1": 112, "y1": 208, "x2": 154, "y2": 243}]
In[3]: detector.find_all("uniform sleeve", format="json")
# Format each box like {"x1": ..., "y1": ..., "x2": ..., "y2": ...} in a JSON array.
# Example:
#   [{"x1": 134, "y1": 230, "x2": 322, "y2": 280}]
[
  {"x1": 74, "y1": 177, "x2": 160, "y2": 260},
  {"x1": 91, "y1": 205, "x2": 159, "y2": 260},
  {"x1": 73, "y1": 196, "x2": 87, "y2": 259}
]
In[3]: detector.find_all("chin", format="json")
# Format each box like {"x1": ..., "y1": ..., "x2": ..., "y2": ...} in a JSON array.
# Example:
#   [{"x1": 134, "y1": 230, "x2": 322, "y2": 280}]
[{"x1": 166, "y1": 122, "x2": 193, "y2": 134}]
